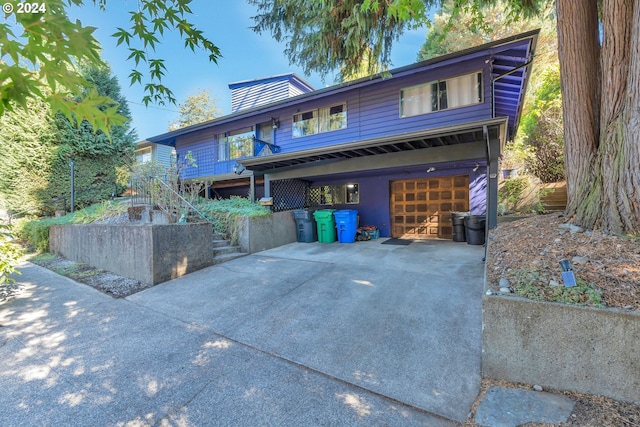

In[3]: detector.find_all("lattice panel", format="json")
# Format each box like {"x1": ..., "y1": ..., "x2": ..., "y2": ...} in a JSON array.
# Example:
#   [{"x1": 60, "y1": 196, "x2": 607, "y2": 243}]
[
  {"x1": 307, "y1": 185, "x2": 345, "y2": 207},
  {"x1": 271, "y1": 179, "x2": 310, "y2": 212}
]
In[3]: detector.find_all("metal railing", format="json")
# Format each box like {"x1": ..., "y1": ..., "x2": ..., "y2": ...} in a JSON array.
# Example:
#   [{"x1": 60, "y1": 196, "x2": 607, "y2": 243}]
[{"x1": 129, "y1": 176, "x2": 211, "y2": 223}]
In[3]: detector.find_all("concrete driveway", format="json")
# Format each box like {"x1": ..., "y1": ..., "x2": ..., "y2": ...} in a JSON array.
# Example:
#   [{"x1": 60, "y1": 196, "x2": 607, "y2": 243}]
[{"x1": 0, "y1": 239, "x2": 485, "y2": 426}]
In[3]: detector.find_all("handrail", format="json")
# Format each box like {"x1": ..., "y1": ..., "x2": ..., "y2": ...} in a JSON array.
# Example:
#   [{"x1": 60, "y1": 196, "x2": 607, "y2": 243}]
[{"x1": 129, "y1": 176, "x2": 212, "y2": 224}]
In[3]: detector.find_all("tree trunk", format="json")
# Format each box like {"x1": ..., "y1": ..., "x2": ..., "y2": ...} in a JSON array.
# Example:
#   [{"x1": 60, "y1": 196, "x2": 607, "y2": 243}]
[
  {"x1": 556, "y1": 0, "x2": 600, "y2": 216},
  {"x1": 558, "y1": 0, "x2": 640, "y2": 235}
]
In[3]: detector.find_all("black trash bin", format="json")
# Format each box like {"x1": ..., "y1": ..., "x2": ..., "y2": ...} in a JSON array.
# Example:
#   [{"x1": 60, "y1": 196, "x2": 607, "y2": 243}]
[
  {"x1": 451, "y1": 212, "x2": 469, "y2": 242},
  {"x1": 464, "y1": 215, "x2": 486, "y2": 245},
  {"x1": 292, "y1": 209, "x2": 317, "y2": 243}
]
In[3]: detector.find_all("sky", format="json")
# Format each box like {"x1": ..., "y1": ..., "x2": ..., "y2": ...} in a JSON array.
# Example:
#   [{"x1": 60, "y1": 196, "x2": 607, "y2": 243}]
[{"x1": 68, "y1": 1, "x2": 429, "y2": 141}]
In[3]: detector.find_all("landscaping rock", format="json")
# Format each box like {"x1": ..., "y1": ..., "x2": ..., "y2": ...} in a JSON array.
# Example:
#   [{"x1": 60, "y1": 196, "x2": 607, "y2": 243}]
[
  {"x1": 534, "y1": 385, "x2": 543, "y2": 392},
  {"x1": 572, "y1": 256, "x2": 589, "y2": 265},
  {"x1": 499, "y1": 277, "x2": 510, "y2": 288},
  {"x1": 500, "y1": 287, "x2": 512, "y2": 294},
  {"x1": 549, "y1": 279, "x2": 560, "y2": 287}
]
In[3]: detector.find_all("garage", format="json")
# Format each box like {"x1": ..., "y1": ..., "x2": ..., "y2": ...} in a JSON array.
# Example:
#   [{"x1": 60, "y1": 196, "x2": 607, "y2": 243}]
[{"x1": 391, "y1": 175, "x2": 469, "y2": 239}]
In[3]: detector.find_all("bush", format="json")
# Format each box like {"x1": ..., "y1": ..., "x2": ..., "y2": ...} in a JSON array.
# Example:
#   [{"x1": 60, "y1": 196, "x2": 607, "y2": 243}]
[
  {"x1": 197, "y1": 197, "x2": 271, "y2": 243},
  {"x1": 1, "y1": 224, "x2": 22, "y2": 300}
]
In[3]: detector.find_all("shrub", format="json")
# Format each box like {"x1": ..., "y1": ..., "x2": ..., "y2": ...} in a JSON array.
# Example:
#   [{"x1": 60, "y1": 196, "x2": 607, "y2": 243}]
[
  {"x1": 197, "y1": 197, "x2": 271, "y2": 243},
  {"x1": 1, "y1": 224, "x2": 22, "y2": 300}
]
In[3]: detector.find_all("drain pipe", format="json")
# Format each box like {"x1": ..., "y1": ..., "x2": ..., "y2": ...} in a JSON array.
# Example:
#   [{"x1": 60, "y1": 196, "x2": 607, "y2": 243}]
[{"x1": 483, "y1": 125, "x2": 491, "y2": 262}]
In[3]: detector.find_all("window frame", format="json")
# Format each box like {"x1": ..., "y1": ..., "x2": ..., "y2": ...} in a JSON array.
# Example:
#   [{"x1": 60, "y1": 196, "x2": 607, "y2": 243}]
[
  {"x1": 400, "y1": 70, "x2": 483, "y2": 118},
  {"x1": 292, "y1": 101, "x2": 347, "y2": 138}
]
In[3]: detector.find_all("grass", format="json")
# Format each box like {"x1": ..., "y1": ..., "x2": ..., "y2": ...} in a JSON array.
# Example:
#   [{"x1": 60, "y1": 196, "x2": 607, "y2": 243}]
[
  {"x1": 11, "y1": 201, "x2": 128, "y2": 252},
  {"x1": 512, "y1": 268, "x2": 603, "y2": 307}
]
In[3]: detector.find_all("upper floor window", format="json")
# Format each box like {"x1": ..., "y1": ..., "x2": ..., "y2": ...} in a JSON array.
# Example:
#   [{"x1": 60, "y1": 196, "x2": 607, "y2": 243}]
[
  {"x1": 400, "y1": 71, "x2": 482, "y2": 118},
  {"x1": 217, "y1": 127, "x2": 254, "y2": 161},
  {"x1": 293, "y1": 102, "x2": 347, "y2": 138}
]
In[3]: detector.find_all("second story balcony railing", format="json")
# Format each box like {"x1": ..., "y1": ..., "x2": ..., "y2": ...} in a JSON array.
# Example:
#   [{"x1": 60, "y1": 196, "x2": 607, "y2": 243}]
[{"x1": 177, "y1": 137, "x2": 279, "y2": 180}]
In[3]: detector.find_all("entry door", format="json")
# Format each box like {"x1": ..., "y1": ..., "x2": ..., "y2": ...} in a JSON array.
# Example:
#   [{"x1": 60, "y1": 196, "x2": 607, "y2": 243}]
[{"x1": 391, "y1": 175, "x2": 469, "y2": 239}]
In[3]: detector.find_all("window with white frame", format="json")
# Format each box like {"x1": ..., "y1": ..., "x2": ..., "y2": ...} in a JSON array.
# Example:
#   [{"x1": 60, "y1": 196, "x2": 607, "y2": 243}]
[
  {"x1": 217, "y1": 127, "x2": 255, "y2": 161},
  {"x1": 136, "y1": 146, "x2": 152, "y2": 163},
  {"x1": 400, "y1": 71, "x2": 482, "y2": 118},
  {"x1": 293, "y1": 102, "x2": 347, "y2": 138}
]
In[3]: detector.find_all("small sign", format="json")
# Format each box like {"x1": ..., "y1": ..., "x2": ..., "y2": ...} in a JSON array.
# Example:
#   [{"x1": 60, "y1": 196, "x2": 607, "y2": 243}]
[{"x1": 561, "y1": 271, "x2": 577, "y2": 287}]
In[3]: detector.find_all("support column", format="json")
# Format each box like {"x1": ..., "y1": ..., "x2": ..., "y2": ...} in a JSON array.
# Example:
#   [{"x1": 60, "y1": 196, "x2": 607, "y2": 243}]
[
  {"x1": 249, "y1": 174, "x2": 255, "y2": 201},
  {"x1": 486, "y1": 136, "x2": 501, "y2": 229},
  {"x1": 264, "y1": 174, "x2": 271, "y2": 198}
]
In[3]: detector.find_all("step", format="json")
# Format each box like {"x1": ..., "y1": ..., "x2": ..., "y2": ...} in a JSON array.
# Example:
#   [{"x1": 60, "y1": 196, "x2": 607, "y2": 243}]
[
  {"x1": 213, "y1": 245, "x2": 242, "y2": 256},
  {"x1": 212, "y1": 233, "x2": 226, "y2": 240},
  {"x1": 211, "y1": 252, "x2": 248, "y2": 265},
  {"x1": 212, "y1": 239, "x2": 231, "y2": 248}
]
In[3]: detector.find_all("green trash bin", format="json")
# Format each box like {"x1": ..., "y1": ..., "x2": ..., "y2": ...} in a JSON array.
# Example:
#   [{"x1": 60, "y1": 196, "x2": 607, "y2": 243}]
[{"x1": 313, "y1": 209, "x2": 336, "y2": 243}]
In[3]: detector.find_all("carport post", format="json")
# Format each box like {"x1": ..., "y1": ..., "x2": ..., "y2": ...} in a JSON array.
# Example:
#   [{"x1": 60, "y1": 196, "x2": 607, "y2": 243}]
[
  {"x1": 264, "y1": 174, "x2": 271, "y2": 198},
  {"x1": 249, "y1": 175, "x2": 256, "y2": 201}
]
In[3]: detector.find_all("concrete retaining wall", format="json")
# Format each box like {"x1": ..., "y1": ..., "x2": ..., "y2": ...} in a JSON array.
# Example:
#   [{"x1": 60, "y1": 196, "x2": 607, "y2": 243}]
[
  {"x1": 50, "y1": 223, "x2": 213, "y2": 285},
  {"x1": 236, "y1": 211, "x2": 296, "y2": 254},
  {"x1": 482, "y1": 295, "x2": 640, "y2": 404}
]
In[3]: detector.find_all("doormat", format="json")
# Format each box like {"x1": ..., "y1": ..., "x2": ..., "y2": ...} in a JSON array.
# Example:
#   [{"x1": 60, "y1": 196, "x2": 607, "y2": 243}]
[{"x1": 381, "y1": 238, "x2": 413, "y2": 245}]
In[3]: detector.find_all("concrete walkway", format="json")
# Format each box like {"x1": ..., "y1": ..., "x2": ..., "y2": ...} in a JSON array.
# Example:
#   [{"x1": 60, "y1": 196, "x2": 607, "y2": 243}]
[{"x1": 0, "y1": 239, "x2": 485, "y2": 425}]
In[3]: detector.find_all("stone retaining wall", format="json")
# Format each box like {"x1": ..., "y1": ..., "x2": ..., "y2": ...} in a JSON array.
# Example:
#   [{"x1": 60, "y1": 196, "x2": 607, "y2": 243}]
[
  {"x1": 49, "y1": 223, "x2": 213, "y2": 285},
  {"x1": 482, "y1": 295, "x2": 639, "y2": 405}
]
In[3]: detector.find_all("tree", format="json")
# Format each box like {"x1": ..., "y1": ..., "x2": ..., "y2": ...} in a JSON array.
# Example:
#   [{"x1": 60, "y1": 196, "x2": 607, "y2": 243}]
[
  {"x1": 418, "y1": 1, "x2": 563, "y2": 183},
  {"x1": 249, "y1": 0, "x2": 410, "y2": 79},
  {"x1": 250, "y1": 0, "x2": 640, "y2": 235},
  {"x1": 169, "y1": 89, "x2": 222, "y2": 130},
  {"x1": 0, "y1": 64, "x2": 135, "y2": 215},
  {"x1": 0, "y1": 0, "x2": 221, "y2": 133}
]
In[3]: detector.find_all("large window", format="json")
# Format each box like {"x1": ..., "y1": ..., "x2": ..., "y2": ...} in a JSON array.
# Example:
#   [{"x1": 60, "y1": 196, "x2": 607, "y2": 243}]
[
  {"x1": 293, "y1": 102, "x2": 347, "y2": 138},
  {"x1": 400, "y1": 71, "x2": 482, "y2": 118},
  {"x1": 217, "y1": 127, "x2": 254, "y2": 161}
]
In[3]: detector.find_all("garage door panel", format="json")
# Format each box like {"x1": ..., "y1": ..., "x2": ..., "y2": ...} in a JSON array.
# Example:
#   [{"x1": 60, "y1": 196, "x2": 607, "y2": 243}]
[{"x1": 391, "y1": 175, "x2": 470, "y2": 239}]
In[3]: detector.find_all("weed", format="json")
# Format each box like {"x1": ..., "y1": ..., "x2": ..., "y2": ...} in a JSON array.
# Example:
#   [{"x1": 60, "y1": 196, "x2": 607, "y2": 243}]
[{"x1": 511, "y1": 268, "x2": 603, "y2": 307}]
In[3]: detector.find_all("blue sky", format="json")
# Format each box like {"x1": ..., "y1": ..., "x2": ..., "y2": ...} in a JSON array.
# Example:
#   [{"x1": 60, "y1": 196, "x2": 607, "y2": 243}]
[{"x1": 68, "y1": 1, "x2": 429, "y2": 141}]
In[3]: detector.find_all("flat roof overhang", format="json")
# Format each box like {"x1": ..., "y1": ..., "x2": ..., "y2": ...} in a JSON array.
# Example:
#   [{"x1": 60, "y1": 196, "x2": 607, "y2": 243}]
[{"x1": 239, "y1": 117, "x2": 508, "y2": 174}]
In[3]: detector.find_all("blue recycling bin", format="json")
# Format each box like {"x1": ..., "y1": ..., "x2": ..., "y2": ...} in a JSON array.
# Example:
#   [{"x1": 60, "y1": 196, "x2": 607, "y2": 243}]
[{"x1": 333, "y1": 210, "x2": 358, "y2": 243}]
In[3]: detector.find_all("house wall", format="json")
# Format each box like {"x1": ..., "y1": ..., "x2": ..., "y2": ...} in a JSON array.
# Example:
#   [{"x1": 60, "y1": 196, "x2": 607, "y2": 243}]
[
  {"x1": 174, "y1": 57, "x2": 493, "y2": 179},
  {"x1": 153, "y1": 144, "x2": 175, "y2": 168}
]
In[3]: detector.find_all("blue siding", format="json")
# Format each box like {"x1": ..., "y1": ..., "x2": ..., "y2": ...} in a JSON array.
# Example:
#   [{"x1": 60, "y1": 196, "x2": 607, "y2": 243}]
[{"x1": 176, "y1": 56, "x2": 495, "y2": 179}]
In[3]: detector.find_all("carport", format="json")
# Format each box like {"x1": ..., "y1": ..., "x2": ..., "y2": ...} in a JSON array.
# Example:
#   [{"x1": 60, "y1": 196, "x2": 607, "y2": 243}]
[{"x1": 240, "y1": 118, "x2": 506, "y2": 238}]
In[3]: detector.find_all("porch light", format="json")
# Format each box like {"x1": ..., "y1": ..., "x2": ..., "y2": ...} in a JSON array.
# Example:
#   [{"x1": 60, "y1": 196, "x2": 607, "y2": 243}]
[
  {"x1": 271, "y1": 117, "x2": 280, "y2": 129},
  {"x1": 233, "y1": 163, "x2": 245, "y2": 175}
]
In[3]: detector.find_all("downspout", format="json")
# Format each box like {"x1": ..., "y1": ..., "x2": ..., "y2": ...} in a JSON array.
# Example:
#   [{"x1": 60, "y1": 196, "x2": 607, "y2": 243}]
[{"x1": 483, "y1": 125, "x2": 491, "y2": 262}]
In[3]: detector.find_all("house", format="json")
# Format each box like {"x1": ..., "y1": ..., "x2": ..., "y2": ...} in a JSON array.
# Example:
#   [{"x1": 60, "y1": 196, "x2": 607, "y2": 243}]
[
  {"x1": 135, "y1": 140, "x2": 175, "y2": 168},
  {"x1": 147, "y1": 30, "x2": 538, "y2": 239}
]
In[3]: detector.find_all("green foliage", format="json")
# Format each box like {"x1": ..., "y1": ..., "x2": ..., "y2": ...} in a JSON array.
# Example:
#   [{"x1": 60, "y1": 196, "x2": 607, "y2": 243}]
[
  {"x1": 1, "y1": 0, "x2": 220, "y2": 130},
  {"x1": 169, "y1": 89, "x2": 222, "y2": 130},
  {"x1": 250, "y1": 0, "x2": 413, "y2": 79},
  {"x1": 0, "y1": 64, "x2": 135, "y2": 216},
  {"x1": 197, "y1": 197, "x2": 271, "y2": 244},
  {"x1": 12, "y1": 215, "x2": 74, "y2": 252},
  {"x1": 0, "y1": 223, "x2": 22, "y2": 299},
  {"x1": 498, "y1": 177, "x2": 528, "y2": 210},
  {"x1": 518, "y1": 66, "x2": 564, "y2": 183},
  {"x1": 512, "y1": 269, "x2": 603, "y2": 307},
  {"x1": 12, "y1": 201, "x2": 127, "y2": 251},
  {"x1": 71, "y1": 200, "x2": 127, "y2": 224}
]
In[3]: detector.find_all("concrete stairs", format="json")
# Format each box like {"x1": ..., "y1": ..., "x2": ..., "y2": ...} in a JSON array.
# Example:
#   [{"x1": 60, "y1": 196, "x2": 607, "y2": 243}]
[{"x1": 212, "y1": 233, "x2": 247, "y2": 265}]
